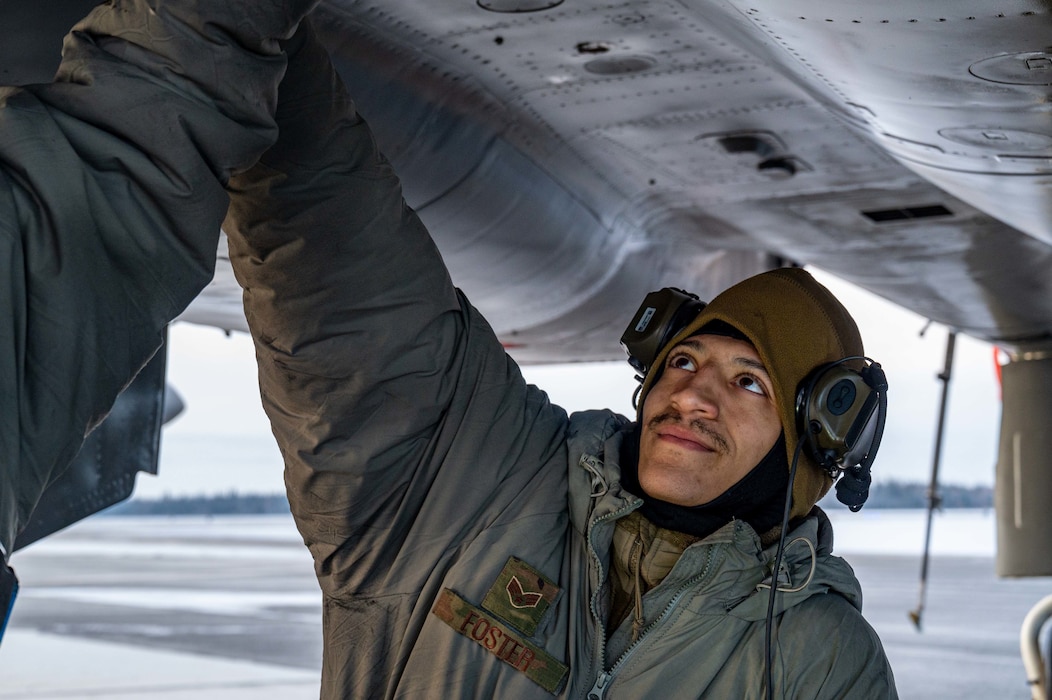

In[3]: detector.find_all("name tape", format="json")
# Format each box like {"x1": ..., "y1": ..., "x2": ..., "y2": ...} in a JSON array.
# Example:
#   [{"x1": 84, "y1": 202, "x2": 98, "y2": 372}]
[{"x1": 432, "y1": 588, "x2": 568, "y2": 693}]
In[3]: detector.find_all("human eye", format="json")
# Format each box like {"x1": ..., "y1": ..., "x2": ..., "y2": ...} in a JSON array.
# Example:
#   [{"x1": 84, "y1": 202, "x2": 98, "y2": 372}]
[
  {"x1": 736, "y1": 374, "x2": 767, "y2": 396},
  {"x1": 667, "y1": 352, "x2": 696, "y2": 372}
]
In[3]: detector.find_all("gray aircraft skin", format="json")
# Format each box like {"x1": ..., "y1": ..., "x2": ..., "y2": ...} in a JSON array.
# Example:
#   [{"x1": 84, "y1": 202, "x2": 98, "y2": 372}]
[{"x1": 1, "y1": 0, "x2": 1051, "y2": 636}]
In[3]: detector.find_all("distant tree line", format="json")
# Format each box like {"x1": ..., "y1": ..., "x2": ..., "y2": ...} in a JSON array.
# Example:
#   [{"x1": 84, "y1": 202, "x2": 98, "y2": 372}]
[
  {"x1": 106, "y1": 480, "x2": 994, "y2": 516},
  {"x1": 820, "y1": 479, "x2": 993, "y2": 510},
  {"x1": 105, "y1": 491, "x2": 290, "y2": 516}
]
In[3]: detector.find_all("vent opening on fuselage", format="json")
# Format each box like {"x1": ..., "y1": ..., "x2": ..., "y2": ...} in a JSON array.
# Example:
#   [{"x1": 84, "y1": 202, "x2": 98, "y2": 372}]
[{"x1": 862, "y1": 204, "x2": 953, "y2": 223}]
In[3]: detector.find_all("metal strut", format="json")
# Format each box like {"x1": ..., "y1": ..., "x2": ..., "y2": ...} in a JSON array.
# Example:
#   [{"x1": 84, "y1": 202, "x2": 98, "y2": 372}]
[
  {"x1": 909, "y1": 330, "x2": 956, "y2": 631},
  {"x1": 1022, "y1": 594, "x2": 1052, "y2": 700}
]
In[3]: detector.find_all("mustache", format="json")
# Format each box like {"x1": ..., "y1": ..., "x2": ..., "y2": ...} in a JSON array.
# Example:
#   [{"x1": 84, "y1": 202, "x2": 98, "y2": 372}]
[{"x1": 647, "y1": 411, "x2": 730, "y2": 454}]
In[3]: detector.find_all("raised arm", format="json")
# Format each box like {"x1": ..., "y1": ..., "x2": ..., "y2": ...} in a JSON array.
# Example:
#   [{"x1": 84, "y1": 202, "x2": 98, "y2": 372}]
[
  {"x1": 223, "y1": 22, "x2": 569, "y2": 598},
  {"x1": 0, "y1": 0, "x2": 317, "y2": 555}
]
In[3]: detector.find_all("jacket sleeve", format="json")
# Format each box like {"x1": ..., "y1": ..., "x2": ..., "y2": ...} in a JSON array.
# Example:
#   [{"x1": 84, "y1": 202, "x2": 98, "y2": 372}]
[
  {"x1": 780, "y1": 593, "x2": 899, "y2": 699},
  {"x1": 0, "y1": 0, "x2": 317, "y2": 556},
  {"x1": 223, "y1": 23, "x2": 569, "y2": 600}
]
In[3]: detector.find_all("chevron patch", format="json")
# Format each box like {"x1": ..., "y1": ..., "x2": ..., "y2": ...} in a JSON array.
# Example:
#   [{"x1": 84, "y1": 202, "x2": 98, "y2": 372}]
[{"x1": 481, "y1": 557, "x2": 561, "y2": 637}]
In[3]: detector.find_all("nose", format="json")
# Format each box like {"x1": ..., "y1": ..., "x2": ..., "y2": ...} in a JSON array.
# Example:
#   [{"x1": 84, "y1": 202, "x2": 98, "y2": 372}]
[{"x1": 668, "y1": 365, "x2": 720, "y2": 418}]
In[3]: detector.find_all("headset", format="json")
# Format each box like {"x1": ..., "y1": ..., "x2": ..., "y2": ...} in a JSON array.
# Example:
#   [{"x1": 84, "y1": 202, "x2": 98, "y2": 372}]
[
  {"x1": 620, "y1": 287, "x2": 888, "y2": 510},
  {"x1": 620, "y1": 287, "x2": 706, "y2": 380},
  {"x1": 795, "y1": 358, "x2": 888, "y2": 511}
]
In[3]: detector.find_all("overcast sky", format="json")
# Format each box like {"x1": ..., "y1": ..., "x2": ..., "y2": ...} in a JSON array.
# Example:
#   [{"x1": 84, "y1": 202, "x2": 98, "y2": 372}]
[{"x1": 143, "y1": 268, "x2": 1002, "y2": 499}]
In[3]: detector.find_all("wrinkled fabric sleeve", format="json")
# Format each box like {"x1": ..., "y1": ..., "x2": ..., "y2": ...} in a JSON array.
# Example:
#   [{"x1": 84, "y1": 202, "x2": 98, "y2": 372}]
[
  {"x1": 0, "y1": 0, "x2": 318, "y2": 555},
  {"x1": 780, "y1": 593, "x2": 899, "y2": 699},
  {"x1": 223, "y1": 24, "x2": 568, "y2": 600}
]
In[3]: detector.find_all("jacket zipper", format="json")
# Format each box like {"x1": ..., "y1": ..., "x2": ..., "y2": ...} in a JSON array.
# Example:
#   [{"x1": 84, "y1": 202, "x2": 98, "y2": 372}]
[
  {"x1": 583, "y1": 495, "x2": 638, "y2": 700},
  {"x1": 580, "y1": 454, "x2": 611, "y2": 498},
  {"x1": 585, "y1": 548, "x2": 717, "y2": 700}
]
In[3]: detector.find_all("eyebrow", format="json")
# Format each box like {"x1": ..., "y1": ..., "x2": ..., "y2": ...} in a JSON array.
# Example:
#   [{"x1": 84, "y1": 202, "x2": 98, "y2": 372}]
[{"x1": 676, "y1": 338, "x2": 771, "y2": 376}]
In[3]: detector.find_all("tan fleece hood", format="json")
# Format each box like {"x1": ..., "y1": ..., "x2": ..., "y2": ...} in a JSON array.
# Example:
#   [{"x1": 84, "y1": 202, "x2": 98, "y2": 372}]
[{"x1": 637, "y1": 268, "x2": 864, "y2": 521}]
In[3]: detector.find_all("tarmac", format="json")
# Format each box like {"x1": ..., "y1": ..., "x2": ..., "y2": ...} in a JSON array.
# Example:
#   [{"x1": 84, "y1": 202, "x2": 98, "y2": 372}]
[{"x1": 3, "y1": 514, "x2": 1051, "y2": 699}]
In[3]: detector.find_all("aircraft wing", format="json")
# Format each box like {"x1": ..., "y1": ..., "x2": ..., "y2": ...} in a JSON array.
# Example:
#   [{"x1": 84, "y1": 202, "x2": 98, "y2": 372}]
[{"x1": 2, "y1": 1, "x2": 1050, "y2": 573}]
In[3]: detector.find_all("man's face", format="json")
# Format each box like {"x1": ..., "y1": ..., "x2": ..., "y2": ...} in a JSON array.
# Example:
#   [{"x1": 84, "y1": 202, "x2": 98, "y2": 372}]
[{"x1": 638, "y1": 334, "x2": 782, "y2": 506}]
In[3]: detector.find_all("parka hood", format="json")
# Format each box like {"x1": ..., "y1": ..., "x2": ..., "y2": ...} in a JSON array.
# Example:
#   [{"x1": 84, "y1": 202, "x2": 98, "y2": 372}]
[{"x1": 726, "y1": 507, "x2": 864, "y2": 622}]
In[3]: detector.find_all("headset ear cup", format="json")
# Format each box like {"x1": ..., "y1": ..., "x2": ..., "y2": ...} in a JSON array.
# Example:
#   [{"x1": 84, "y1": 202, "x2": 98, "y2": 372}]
[
  {"x1": 621, "y1": 288, "x2": 705, "y2": 382},
  {"x1": 795, "y1": 358, "x2": 885, "y2": 476},
  {"x1": 796, "y1": 367, "x2": 837, "y2": 474}
]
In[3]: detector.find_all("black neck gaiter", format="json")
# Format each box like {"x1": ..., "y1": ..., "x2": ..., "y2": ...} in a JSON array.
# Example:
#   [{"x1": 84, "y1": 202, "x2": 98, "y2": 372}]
[{"x1": 620, "y1": 427, "x2": 789, "y2": 540}]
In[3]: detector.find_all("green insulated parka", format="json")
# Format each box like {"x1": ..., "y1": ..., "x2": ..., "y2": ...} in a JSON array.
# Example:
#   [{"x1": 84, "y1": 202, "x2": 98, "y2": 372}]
[
  {"x1": 0, "y1": 0, "x2": 318, "y2": 556},
  {"x1": 222, "y1": 25, "x2": 897, "y2": 699},
  {"x1": 0, "y1": 4, "x2": 895, "y2": 697}
]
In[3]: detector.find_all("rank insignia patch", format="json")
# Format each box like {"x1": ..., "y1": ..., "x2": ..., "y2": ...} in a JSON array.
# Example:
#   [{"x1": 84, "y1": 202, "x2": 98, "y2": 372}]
[{"x1": 482, "y1": 557, "x2": 561, "y2": 637}]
